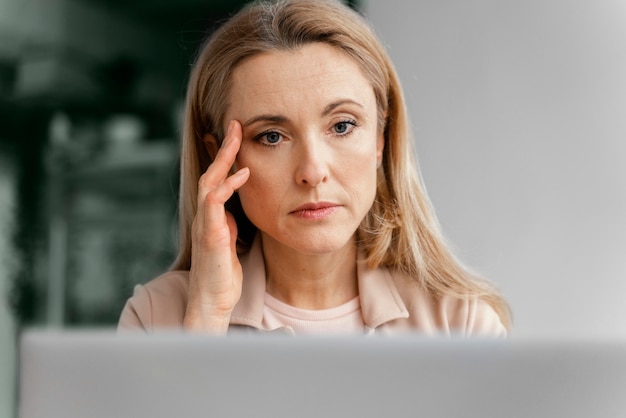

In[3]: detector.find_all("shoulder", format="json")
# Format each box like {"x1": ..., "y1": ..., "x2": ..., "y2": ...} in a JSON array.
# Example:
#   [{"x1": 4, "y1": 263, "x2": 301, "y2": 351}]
[
  {"x1": 436, "y1": 293, "x2": 508, "y2": 337},
  {"x1": 117, "y1": 270, "x2": 190, "y2": 333},
  {"x1": 388, "y1": 271, "x2": 507, "y2": 337}
]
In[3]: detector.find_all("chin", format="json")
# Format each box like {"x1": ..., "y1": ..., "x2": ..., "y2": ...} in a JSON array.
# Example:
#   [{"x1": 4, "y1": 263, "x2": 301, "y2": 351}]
[
  {"x1": 297, "y1": 241, "x2": 349, "y2": 255},
  {"x1": 266, "y1": 229, "x2": 357, "y2": 256}
]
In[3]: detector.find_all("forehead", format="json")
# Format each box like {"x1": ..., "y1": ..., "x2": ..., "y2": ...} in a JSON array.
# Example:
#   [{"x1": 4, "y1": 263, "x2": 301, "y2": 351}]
[{"x1": 226, "y1": 43, "x2": 376, "y2": 119}]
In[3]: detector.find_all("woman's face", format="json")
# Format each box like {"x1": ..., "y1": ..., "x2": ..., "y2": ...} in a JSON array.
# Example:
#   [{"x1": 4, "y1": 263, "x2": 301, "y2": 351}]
[{"x1": 225, "y1": 42, "x2": 384, "y2": 255}]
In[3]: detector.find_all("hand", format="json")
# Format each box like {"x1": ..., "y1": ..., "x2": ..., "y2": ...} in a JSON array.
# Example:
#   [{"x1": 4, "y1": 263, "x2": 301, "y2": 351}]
[{"x1": 183, "y1": 120, "x2": 250, "y2": 334}]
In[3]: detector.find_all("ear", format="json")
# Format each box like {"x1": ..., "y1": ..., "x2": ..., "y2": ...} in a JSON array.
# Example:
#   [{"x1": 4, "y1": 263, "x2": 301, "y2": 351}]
[
  {"x1": 203, "y1": 133, "x2": 219, "y2": 161},
  {"x1": 376, "y1": 132, "x2": 385, "y2": 167}
]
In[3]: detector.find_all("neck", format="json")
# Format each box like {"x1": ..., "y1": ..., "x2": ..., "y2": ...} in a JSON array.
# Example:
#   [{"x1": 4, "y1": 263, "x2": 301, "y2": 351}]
[{"x1": 261, "y1": 234, "x2": 358, "y2": 310}]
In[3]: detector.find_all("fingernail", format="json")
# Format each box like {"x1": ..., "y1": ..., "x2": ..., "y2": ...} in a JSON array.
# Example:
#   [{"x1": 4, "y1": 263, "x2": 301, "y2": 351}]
[{"x1": 234, "y1": 167, "x2": 249, "y2": 178}]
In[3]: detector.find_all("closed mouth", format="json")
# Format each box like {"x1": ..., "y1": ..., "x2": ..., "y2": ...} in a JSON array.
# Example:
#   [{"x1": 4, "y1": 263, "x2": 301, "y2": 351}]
[{"x1": 289, "y1": 202, "x2": 341, "y2": 220}]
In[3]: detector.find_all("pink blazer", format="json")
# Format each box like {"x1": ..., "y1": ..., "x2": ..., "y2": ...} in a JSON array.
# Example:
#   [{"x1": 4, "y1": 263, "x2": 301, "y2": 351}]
[{"x1": 119, "y1": 237, "x2": 507, "y2": 336}]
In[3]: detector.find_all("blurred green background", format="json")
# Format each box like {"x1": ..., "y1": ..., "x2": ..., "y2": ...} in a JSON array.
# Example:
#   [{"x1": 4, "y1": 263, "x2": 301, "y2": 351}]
[{"x1": 0, "y1": 0, "x2": 360, "y2": 416}]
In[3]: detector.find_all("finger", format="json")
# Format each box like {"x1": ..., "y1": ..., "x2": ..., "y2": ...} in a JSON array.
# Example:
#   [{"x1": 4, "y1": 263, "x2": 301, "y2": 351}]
[
  {"x1": 205, "y1": 167, "x2": 249, "y2": 212},
  {"x1": 199, "y1": 120, "x2": 242, "y2": 192},
  {"x1": 225, "y1": 211, "x2": 238, "y2": 257},
  {"x1": 193, "y1": 166, "x2": 248, "y2": 243},
  {"x1": 202, "y1": 167, "x2": 250, "y2": 244}
]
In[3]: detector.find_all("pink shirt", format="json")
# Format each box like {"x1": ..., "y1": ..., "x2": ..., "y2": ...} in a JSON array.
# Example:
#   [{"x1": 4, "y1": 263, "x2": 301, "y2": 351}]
[{"x1": 263, "y1": 293, "x2": 365, "y2": 335}]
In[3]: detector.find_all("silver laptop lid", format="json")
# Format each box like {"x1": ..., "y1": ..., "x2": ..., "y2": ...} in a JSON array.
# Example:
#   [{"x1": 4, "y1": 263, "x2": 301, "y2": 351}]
[{"x1": 19, "y1": 330, "x2": 626, "y2": 418}]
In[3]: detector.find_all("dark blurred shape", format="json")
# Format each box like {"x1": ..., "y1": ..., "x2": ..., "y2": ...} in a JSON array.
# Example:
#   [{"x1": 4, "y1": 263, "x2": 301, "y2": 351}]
[
  {"x1": 8, "y1": 110, "x2": 49, "y2": 326},
  {"x1": 13, "y1": 46, "x2": 102, "y2": 106},
  {"x1": 0, "y1": 59, "x2": 17, "y2": 97},
  {"x1": 99, "y1": 55, "x2": 140, "y2": 106},
  {"x1": 75, "y1": 0, "x2": 255, "y2": 34}
]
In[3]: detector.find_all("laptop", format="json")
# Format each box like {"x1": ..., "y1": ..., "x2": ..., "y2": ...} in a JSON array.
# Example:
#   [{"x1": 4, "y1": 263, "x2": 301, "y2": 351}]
[{"x1": 19, "y1": 330, "x2": 626, "y2": 418}]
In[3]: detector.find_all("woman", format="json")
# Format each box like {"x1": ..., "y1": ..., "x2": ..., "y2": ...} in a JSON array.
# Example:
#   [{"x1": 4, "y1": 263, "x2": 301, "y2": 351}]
[{"x1": 119, "y1": 0, "x2": 511, "y2": 335}]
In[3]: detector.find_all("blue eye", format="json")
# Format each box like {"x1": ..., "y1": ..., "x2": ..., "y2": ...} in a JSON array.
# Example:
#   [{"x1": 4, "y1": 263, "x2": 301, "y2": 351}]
[
  {"x1": 335, "y1": 122, "x2": 348, "y2": 134},
  {"x1": 255, "y1": 131, "x2": 283, "y2": 146},
  {"x1": 333, "y1": 120, "x2": 357, "y2": 136},
  {"x1": 265, "y1": 132, "x2": 281, "y2": 144}
]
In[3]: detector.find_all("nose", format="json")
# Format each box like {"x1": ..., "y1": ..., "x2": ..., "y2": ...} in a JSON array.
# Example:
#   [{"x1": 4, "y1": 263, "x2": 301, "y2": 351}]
[{"x1": 294, "y1": 139, "x2": 329, "y2": 187}]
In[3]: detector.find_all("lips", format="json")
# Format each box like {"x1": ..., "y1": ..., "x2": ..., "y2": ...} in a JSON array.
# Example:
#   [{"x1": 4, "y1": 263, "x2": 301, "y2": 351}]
[{"x1": 289, "y1": 202, "x2": 340, "y2": 220}]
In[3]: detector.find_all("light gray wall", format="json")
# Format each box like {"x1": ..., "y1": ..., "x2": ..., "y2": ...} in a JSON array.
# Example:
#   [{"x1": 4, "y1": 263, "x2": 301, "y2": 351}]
[{"x1": 364, "y1": 0, "x2": 626, "y2": 338}]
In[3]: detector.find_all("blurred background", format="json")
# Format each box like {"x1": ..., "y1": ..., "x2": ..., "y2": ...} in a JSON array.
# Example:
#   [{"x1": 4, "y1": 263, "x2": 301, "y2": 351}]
[
  {"x1": 365, "y1": 0, "x2": 626, "y2": 341},
  {"x1": 2, "y1": 0, "x2": 626, "y2": 417},
  {"x1": 0, "y1": 1, "x2": 361, "y2": 416}
]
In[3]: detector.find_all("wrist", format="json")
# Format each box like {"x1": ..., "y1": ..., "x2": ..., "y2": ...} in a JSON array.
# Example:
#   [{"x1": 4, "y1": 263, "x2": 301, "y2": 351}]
[{"x1": 183, "y1": 305, "x2": 232, "y2": 335}]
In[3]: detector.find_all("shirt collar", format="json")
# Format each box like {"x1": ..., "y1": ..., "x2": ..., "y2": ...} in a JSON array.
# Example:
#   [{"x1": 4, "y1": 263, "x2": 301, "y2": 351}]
[
  {"x1": 356, "y1": 256, "x2": 409, "y2": 328},
  {"x1": 229, "y1": 235, "x2": 409, "y2": 330},
  {"x1": 230, "y1": 235, "x2": 267, "y2": 329}
]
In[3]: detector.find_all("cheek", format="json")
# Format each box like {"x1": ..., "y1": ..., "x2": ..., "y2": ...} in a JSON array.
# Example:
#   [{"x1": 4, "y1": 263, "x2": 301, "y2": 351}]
[
  {"x1": 237, "y1": 173, "x2": 264, "y2": 212},
  {"x1": 235, "y1": 150, "x2": 261, "y2": 196},
  {"x1": 335, "y1": 147, "x2": 379, "y2": 204},
  {"x1": 343, "y1": 142, "x2": 379, "y2": 177},
  {"x1": 236, "y1": 160, "x2": 284, "y2": 221}
]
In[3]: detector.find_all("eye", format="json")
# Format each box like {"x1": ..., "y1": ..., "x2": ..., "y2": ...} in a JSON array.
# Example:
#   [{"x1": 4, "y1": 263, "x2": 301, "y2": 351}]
[
  {"x1": 255, "y1": 131, "x2": 283, "y2": 146},
  {"x1": 332, "y1": 120, "x2": 357, "y2": 136},
  {"x1": 265, "y1": 132, "x2": 281, "y2": 144}
]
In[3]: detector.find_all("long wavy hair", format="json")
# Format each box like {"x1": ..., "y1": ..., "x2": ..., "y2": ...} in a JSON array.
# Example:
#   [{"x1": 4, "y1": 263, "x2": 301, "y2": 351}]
[{"x1": 171, "y1": 0, "x2": 511, "y2": 328}]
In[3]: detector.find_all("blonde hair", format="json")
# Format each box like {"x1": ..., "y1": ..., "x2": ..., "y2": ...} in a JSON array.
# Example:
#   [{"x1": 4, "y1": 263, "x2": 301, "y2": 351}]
[{"x1": 171, "y1": 0, "x2": 511, "y2": 329}]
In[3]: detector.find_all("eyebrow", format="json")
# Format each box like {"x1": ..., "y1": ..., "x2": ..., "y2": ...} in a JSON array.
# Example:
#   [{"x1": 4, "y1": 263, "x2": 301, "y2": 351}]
[
  {"x1": 242, "y1": 114, "x2": 288, "y2": 128},
  {"x1": 322, "y1": 99, "x2": 364, "y2": 116},
  {"x1": 241, "y1": 99, "x2": 364, "y2": 128}
]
